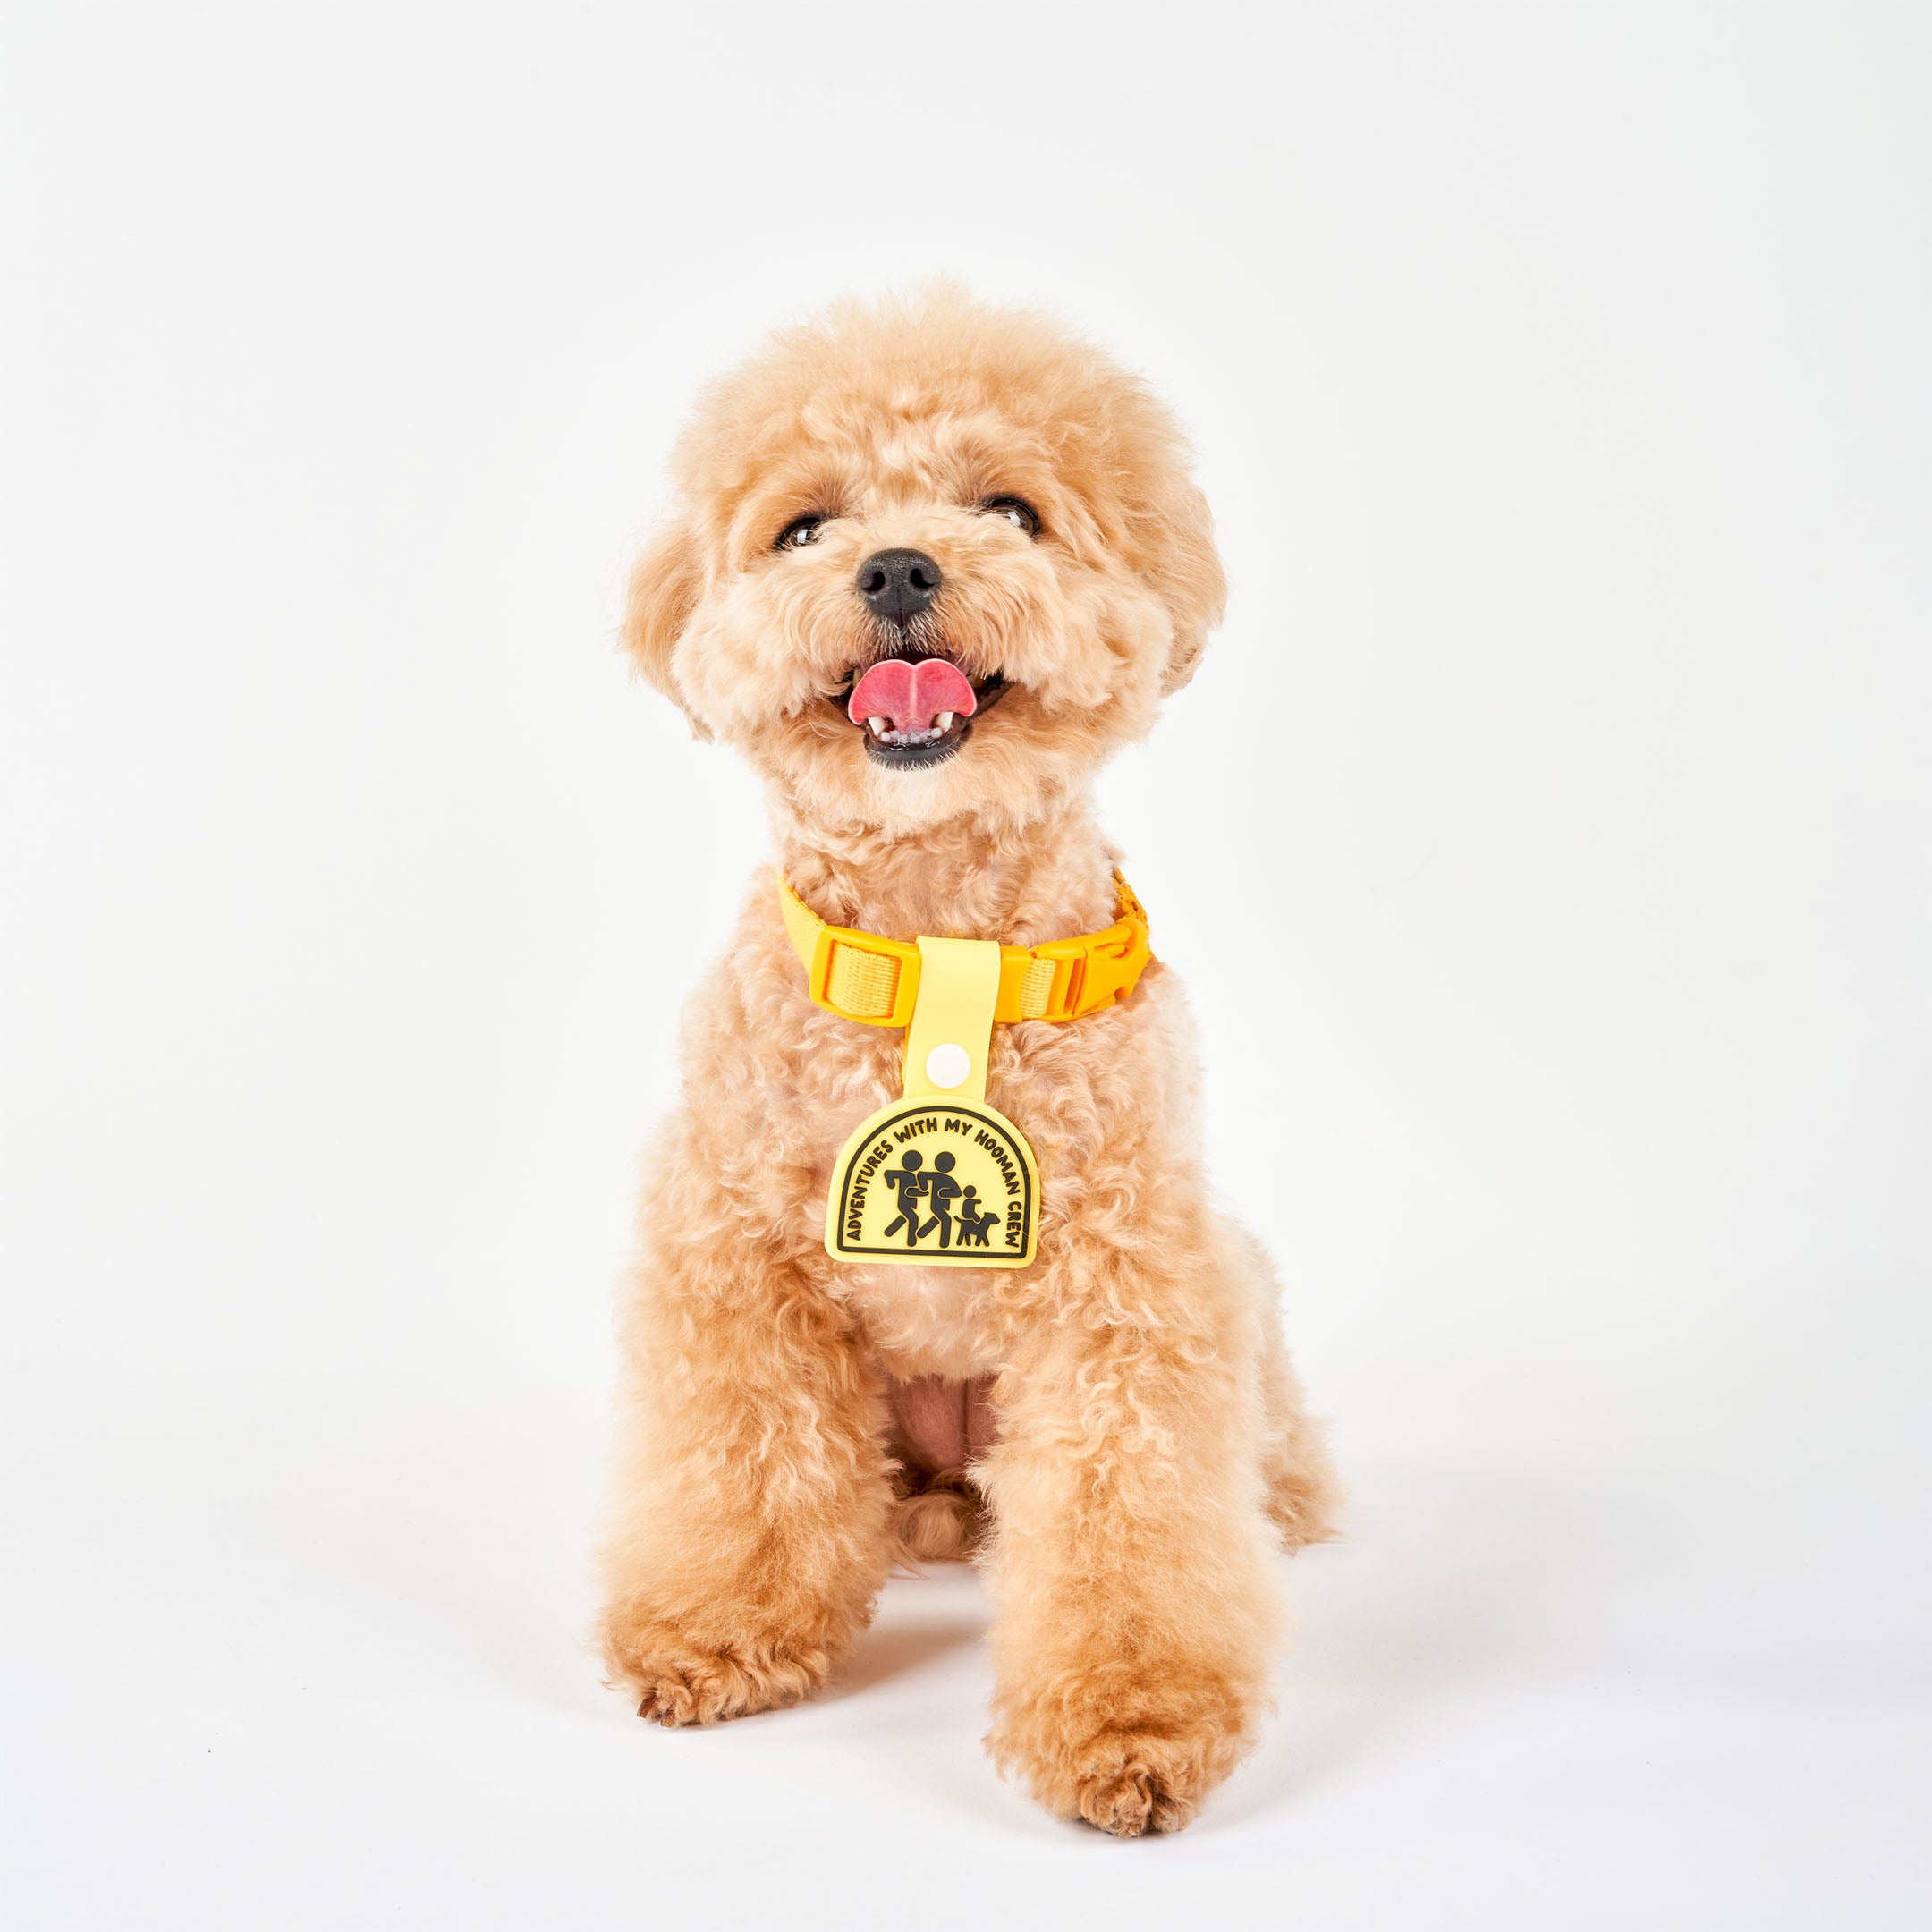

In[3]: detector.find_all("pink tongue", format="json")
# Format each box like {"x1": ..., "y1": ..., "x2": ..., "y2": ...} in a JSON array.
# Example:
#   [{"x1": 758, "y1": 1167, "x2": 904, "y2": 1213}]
[{"x1": 848, "y1": 657, "x2": 978, "y2": 731}]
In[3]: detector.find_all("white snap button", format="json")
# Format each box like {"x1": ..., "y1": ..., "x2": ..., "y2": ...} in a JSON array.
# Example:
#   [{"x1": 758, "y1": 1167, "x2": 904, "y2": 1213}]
[{"x1": 924, "y1": 1042, "x2": 971, "y2": 1089}]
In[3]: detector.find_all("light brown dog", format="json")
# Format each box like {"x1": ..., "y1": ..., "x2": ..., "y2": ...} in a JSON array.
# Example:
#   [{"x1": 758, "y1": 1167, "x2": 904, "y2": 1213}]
[{"x1": 599, "y1": 286, "x2": 1339, "y2": 1835}]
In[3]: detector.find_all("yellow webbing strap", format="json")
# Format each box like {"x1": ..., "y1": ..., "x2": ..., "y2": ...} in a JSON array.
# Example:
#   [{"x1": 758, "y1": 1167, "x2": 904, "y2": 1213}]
[{"x1": 777, "y1": 871, "x2": 1153, "y2": 1030}]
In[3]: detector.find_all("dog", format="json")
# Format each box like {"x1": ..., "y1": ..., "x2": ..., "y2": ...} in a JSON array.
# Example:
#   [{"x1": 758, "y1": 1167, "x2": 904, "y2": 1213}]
[{"x1": 598, "y1": 285, "x2": 1339, "y2": 1835}]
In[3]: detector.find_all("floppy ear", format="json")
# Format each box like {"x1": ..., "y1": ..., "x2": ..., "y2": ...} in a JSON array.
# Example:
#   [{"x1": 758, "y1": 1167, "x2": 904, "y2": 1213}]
[
  {"x1": 1153, "y1": 480, "x2": 1228, "y2": 695},
  {"x1": 622, "y1": 520, "x2": 708, "y2": 733}
]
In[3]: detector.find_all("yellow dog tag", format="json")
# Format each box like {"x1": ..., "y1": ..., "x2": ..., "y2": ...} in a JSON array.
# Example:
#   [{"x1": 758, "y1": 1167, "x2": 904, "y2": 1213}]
[{"x1": 824, "y1": 936, "x2": 1039, "y2": 1268}]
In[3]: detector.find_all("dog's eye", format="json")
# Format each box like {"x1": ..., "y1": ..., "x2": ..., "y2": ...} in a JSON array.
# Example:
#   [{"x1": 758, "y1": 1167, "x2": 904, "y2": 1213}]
[
  {"x1": 980, "y1": 496, "x2": 1042, "y2": 539},
  {"x1": 776, "y1": 515, "x2": 827, "y2": 551}
]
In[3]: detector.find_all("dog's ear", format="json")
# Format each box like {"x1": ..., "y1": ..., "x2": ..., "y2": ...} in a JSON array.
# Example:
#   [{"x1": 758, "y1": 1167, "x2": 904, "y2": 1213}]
[
  {"x1": 1150, "y1": 479, "x2": 1228, "y2": 695},
  {"x1": 622, "y1": 519, "x2": 710, "y2": 736}
]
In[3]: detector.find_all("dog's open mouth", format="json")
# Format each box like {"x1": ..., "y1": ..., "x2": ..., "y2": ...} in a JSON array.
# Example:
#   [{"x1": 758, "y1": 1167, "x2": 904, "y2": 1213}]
[{"x1": 838, "y1": 656, "x2": 1006, "y2": 768}]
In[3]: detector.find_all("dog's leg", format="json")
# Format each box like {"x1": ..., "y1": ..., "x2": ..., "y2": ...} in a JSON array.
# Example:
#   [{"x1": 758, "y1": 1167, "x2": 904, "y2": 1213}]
[
  {"x1": 1255, "y1": 1301, "x2": 1344, "y2": 1550},
  {"x1": 980, "y1": 1201, "x2": 1286, "y2": 1835},
  {"x1": 597, "y1": 1200, "x2": 895, "y2": 1725},
  {"x1": 1217, "y1": 1216, "x2": 1343, "y2": 1549}
]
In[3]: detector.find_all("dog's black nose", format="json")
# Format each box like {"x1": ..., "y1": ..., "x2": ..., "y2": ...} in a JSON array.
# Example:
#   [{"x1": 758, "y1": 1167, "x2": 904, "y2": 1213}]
[{"x1": 856, "y1": 548, "x2": 941, "y2": 625}]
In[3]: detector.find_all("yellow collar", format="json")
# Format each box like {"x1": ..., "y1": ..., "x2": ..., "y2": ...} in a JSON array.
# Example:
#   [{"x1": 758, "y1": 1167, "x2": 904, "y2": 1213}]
[{"x1": 778, "y1": 872, "x2": 1153, "y2": 1030}]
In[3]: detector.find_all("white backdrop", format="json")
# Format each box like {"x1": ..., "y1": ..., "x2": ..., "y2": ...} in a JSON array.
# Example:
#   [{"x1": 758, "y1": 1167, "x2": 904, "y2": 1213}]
[{"x1": 4, "y1": 4, "x2": 1927, "y2": 1926}]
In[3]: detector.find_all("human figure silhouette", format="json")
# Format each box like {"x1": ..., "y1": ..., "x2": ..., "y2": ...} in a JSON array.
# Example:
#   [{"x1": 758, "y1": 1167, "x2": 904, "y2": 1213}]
[
  {"x1": 954, "y1": 1185, "x2": 998, "y2": 1248},
  {"x1": 917, "y1": 1151, "x2": 963, "y2": 1248},
  {"x1": 880, "y1": 1150, "x2": 929, "y2": 1246}
]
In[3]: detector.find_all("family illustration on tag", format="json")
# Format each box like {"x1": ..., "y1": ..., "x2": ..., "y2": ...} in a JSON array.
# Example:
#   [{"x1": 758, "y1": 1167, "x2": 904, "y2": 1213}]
[{"x1": 877, "y1": 1149, "x2": 1002, "y2": 1250}]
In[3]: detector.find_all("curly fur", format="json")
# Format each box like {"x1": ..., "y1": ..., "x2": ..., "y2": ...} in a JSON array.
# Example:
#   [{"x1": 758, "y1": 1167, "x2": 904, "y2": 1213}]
[{"x1": 598, "y1": 285, "x2": 1340, "y2": 1835}]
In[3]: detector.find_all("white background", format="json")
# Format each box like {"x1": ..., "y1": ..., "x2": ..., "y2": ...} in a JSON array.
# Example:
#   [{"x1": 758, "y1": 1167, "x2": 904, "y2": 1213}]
[{"x1": 4, "y1": 4, "x2": 1928, "y2": 1926}]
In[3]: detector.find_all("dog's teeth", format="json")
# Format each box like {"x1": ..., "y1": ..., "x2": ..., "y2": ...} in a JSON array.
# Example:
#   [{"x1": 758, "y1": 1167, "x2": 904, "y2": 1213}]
[
  {"x1": 867, "y1": 716, "x2": 887, "y2": 737},
  {"x1": 936, "y1": 711, "x2": 954, "y2": 731}
]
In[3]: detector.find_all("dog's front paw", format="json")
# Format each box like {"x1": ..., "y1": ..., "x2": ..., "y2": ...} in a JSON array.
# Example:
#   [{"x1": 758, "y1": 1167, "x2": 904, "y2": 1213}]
[
  {"x1": 603, "y1": 1610, "x2": 833, "y2": 1726},
  {"x1": 989, "y1": 1674, "x2": 1257, "y2": 1836},
  {"x1": 1065, "y1": 1725, "x2": 1221, "y2": 1835}
]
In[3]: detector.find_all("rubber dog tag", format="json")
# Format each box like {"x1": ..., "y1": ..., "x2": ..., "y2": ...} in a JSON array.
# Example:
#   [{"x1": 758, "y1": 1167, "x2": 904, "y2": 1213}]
[{"x1": 823, "y1": 936, "x2": 1039, "y2": 1268}]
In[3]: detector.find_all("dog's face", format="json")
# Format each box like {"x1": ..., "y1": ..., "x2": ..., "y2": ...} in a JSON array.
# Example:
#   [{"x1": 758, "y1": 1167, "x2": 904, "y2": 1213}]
[{"x1": 626, "y1": 289, "x2": 1225, "y2": 835}]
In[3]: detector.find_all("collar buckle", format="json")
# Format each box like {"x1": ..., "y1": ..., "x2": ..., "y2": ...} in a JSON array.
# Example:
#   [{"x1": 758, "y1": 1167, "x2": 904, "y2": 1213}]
[{"x1": 1024, "y1": 911, "x2": 1151, "y2": 1021}]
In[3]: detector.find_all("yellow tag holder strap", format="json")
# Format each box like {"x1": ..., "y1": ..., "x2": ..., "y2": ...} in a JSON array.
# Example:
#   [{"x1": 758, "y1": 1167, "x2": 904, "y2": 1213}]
[{"x1": 778, "y1": 871, "x2": 1152, "y2": 1030}]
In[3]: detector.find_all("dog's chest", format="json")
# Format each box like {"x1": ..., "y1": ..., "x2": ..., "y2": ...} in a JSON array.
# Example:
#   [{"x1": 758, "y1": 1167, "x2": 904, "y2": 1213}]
[
  {"x1": 792, "y1": 1031, "x2": 1034, "y2": 1380},
  {"x1": 781, "y1": 963, "x2": 1162, "y2": 1377},
  {"x1": 832, "y1": 1259, "x2": 1001, "y2": 1382}
]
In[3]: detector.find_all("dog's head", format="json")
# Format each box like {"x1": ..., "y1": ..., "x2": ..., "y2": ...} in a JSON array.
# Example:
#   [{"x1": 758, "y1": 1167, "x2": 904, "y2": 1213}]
[{"x1": 626, "y1": 287, "x2": 1224, "y2": 834}]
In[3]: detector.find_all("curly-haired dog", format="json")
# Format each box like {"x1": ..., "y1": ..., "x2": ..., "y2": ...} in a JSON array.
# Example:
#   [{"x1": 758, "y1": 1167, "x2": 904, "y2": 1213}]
[{"x1": 599, "y1": 286, "x2": 1339, "y2": 1835}]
